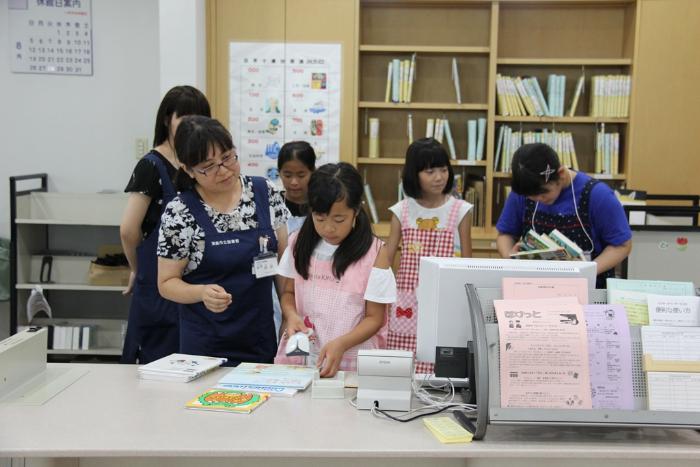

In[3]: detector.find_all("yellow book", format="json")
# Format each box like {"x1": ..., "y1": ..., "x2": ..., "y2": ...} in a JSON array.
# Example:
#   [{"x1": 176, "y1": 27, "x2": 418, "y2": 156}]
[
  {"x1": 384, "y1": 61, "x2": 392, "y2": 103},
  {"x1": 423, "y1": 417, "x2": 473, "y2": 444},
  {"x1": 496, "y1": 75, "x2": 509, "y2": 116}
]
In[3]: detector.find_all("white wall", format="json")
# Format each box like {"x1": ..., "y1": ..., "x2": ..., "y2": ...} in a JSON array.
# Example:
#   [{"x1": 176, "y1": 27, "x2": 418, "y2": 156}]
[
  {"x1": 0, "y1": 0, "x2": 206, "y2": 337},
  {"x1": 159, "y1": 0, "x2": 206, "y2": 95},
  {"x1": 0, "y1": 0, "x2": 206, "y2": 240}
]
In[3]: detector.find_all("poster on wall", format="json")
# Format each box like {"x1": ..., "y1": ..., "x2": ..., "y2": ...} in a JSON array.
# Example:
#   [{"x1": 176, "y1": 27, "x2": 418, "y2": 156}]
[
  {"x1": 9, "y1": 0, "x2": 93, "y2": 76},
  {"x1": 229, "y1": 42, "x2": 341, "y2": 184}
]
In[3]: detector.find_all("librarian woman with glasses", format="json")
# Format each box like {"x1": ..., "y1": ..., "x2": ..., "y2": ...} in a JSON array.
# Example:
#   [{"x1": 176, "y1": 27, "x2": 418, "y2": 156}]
[
  {"x1": 157, "y1": 116, "x2": 289, "y2": 365},
  {"x1": 496, "y1": 143, "x2": 632, "y2": 289}
]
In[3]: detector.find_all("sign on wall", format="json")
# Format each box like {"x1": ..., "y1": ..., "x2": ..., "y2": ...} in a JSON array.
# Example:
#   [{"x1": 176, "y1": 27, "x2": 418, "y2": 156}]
[
  {"x1": 9, "y1": 0, "x2": 93, "y2": 76},
  {"x1": 229, "y1": 42, "x2": 341, "y2": 183}
]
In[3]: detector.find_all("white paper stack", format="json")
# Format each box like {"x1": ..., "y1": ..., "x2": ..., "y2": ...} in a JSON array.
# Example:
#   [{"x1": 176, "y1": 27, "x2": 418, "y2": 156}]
[{"x1": 138, "y1": 353, "x2": 227, "y2": 382}]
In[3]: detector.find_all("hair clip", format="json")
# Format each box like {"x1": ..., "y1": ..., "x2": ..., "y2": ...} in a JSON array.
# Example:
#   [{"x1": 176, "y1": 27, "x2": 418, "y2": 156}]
[{"x1": 539, "y1": 164, "x2": 556, "y2": 183}]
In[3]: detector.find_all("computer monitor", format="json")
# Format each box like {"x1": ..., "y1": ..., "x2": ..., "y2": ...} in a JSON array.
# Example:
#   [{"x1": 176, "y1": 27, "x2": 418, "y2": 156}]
[{"x1": 416, "y1": 257, "x2": 597, "y2": 376}]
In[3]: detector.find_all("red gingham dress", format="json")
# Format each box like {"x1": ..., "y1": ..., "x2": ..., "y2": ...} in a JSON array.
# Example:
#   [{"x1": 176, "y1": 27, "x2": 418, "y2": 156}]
[{"x1": 388, "y1": 198, "x2": 463, "y2": 375}]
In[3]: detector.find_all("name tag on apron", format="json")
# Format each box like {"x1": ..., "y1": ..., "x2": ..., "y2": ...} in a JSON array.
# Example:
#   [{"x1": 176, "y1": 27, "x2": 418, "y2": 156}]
[{"x1": 253, "y1": 252, "x2": 278, "y2": 278}]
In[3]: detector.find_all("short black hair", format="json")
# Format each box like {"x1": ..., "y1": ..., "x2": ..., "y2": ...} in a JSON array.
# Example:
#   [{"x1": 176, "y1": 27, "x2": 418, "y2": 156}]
[
  {"x1": 401, "y1": 137, "x2": 454, "y2": 198},
  {"x1": 294, "y1": 163, "x2": 374, "y2": 280},
  {"x1": 510, "y1": 143, "x2": 562, "y2": 196},
  {"x1": 153, "y1": 85, "x2": 211, "y2": 147},
  {"x1": 277, "y1": 141, "x2": 316, "y2": 171},
  {"x1": 172, "y1": 116, "x2": 234, "y2": 191}
]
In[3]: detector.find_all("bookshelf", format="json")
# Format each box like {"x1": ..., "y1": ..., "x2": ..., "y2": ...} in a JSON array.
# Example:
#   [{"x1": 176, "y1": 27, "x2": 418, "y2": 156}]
[
  {"x1": 354, "y1": 0, "x2": 639, "y2": 242},
  {"x1": 356, "y1": 1, "x2": 494, "y2": 237},
  {"x1": 9, "y1": 174, "x2": 130, "y2": 359}
]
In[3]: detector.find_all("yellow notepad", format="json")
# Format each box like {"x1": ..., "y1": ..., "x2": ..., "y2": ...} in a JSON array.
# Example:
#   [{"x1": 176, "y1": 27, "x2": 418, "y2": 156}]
[{"x1": 423, "y1": 417, "x2": 473, "y2": 444}]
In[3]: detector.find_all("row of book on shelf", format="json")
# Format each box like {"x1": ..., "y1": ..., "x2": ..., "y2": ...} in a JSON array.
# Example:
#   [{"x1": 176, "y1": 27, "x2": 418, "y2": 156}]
[
  {"x1": 367, "y1": 116, "x2": 487, "y2": 161},
  {"x1": 493, "y1": 124, "x2": 621, "y2": 176},
  {"x1": 496, "y1": 73, "x2": 630, "y2": 118},
  {"x1": 383, "y1": 56, "x2": 465, "y2": 104},
  {"x1": 384, "y1": 55, "x2": 416, "y2": 104},
  {"x1": 496, "y1": 277, "x2": 700, "y2": 412},
  {"x1": 18, "y1": 324, "x2": 93, "y2": 350},
  {"x1": 494, "y1": 126, "x2": 579, "y2": 173}
]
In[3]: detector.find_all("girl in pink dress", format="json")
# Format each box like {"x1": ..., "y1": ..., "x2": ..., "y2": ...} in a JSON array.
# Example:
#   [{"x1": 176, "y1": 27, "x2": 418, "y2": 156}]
[
  {"x1": 385, "y1": 138, "x2": 473, "y2": 375},
  {"x1": 274, "y1": 163, "x2": 397, "y2": 377}
]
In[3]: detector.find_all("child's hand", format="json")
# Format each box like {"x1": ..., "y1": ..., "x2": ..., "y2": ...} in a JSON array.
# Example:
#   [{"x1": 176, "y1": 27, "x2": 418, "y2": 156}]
[
  {"x1": 284, "y1": 314, "x2": 308, "y2": 339},
  {"x1": 317, "y1": 338, "x2": 347, "y2": 378},
  {"x1": 510, "y1": 242, "x2": 524, "y2": 255},
  {"x1": 201, "y1": 284, "x2": 232, "y2": 312}
]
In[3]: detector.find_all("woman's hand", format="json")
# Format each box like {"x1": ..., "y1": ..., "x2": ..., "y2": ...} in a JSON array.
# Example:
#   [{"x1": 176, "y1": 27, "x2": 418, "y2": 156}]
[
  {"x1": 201, "y1": 284, "x2": 232, "y2": 312},
  {"x1": 317, "y1": 337, "x2": 347, "y2": 378},
  {"x1": 122, "y1": 271, "x2": 136, "y2": 296}
]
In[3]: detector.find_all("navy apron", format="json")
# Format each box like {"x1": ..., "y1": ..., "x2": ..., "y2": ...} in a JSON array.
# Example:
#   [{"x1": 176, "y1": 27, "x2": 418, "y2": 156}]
[
  {"x1": 121, "y1": 152, "x2": 180, "y2": 364},
  {"x1": 522, "y1": 178, "x2": 614, "y2": 289},
  {"x1": 178, "y1": 176, "x2": 277, "y2": 366}
]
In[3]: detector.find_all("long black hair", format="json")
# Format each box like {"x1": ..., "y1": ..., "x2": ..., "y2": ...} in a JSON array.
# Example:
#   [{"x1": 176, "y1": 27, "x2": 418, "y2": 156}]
[
  {"x1": 294, "y1": 162, "x2": 374, "y2": 280},
  {"x1": 153, "y1": 85, "x2": 211, "y2": 147},
  {"x1": 172, "y1": 116, "x2": 234, "y2": 191},
  {"x1": 510, "y1": 143, "x2": 562, "y2": 196}
]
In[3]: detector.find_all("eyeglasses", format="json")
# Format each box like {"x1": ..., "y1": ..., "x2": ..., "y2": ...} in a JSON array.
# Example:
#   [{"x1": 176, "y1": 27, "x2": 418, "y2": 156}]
[{"x1": 194, "y1": 153, "x2": 239, "y2": 177}]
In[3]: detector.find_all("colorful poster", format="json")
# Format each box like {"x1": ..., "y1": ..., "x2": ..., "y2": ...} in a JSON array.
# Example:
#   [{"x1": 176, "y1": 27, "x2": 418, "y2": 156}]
[
  {"x1": 494, "y1": 296, "x2": 592, "y2": 410},
  {"x1": 229, "y1": 42, "x2": 341, "y2": 185},
  {"x1": 9, "y1": 0, "x2": 93, "y2": 76}
]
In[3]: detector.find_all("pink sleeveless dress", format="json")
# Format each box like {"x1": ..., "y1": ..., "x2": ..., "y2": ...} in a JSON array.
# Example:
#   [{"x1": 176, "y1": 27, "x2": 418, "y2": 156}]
[{"x1": 274, "y1": 236, "x2": 388, "y2": 371}]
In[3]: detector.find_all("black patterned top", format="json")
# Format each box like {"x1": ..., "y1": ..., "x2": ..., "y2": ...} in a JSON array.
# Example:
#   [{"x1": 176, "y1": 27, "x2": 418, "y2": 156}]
[{"x1": 157, "y1": 175, "x2": 289, "y2": 275}]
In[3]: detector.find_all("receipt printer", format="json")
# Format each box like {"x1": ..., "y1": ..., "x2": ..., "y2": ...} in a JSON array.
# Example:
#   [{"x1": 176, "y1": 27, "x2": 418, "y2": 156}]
[{"x1": 356, "y1": 349, "x2": 413, "y2": 412}]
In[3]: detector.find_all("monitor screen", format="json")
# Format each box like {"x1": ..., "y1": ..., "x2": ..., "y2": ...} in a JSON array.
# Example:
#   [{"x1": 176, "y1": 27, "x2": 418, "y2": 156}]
[{"x1": 415, "y1": 257, "x2": 597, "y2": 372}]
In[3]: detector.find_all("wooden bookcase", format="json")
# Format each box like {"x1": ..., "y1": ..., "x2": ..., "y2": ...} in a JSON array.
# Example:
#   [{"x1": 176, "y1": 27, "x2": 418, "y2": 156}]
[{"x1": 354, "y1": 0, "x2": 639, "y2": 246}]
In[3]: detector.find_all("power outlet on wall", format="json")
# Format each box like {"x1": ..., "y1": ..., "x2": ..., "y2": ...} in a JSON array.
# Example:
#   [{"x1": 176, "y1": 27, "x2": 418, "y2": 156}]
[{"x1": 135, "y1": 137, "x2": 149, "y2": 159}]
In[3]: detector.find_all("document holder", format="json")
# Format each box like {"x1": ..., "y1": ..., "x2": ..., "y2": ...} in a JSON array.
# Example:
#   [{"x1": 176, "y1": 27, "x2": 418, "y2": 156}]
[{"x1": 465, "y1": 284, "x2": 700, "y2": 440}]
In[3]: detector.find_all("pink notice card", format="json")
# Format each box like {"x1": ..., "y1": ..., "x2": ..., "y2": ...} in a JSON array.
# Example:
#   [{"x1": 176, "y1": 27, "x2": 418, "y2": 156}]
[
  {"x1": 584, "y1": 304, "x2": 634, "y2": 410},
  {"x1": 494, "y1": 296, "x2": 593, "y2": 410},
  {"x1": 502, "y1": 277, "x2": 589, "y2": 305}
]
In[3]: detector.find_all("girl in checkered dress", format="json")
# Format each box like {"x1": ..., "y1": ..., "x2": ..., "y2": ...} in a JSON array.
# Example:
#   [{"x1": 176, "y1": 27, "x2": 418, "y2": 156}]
[
  {"x1": 274, "y1": 163, "x2": 397, "y2": 377},
  {"x1": 386, "y1": 138, "x2": 473, "y2": 375}
]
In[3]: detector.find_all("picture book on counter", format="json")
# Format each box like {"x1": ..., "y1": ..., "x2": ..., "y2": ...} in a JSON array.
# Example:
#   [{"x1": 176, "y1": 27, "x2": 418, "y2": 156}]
[{"x1": 186, "y1": 389, "x2": 270, "y2": 414}]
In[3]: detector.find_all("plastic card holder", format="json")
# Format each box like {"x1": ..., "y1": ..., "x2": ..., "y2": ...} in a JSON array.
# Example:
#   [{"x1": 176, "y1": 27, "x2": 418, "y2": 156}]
[{"x1": 311, "y1": 370, "x2": 345, "y2": 399}]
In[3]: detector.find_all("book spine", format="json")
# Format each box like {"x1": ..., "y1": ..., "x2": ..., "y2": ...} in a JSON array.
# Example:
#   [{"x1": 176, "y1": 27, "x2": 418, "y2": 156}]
[
  {"x1": 475, "y1": 118, "x2": 486, "y2": 161},
  {"x1": 407, "y1": 53, "x2": 416, "y2": 103},
  {"x1": 368, "y1": 118, "x2": 380, "y2": 158},
  {"x1": 391, "y1": 58, "x2": 400, "y2": 103},
  {"x1": 384, "y1": 61, "x2": 393, "y2": 103},
  {"x1": 467, "y1": 120, "x2": 477, "y2": 160},
  {"x1": 443, "y1": 119, "x2": 457, "y2": 160},
  {"x1": 426, "y1": 118, "x2": 435, "y2": 138},
  {"x1": 452, "y1": 57, "x2": 461, "y2": 104}
]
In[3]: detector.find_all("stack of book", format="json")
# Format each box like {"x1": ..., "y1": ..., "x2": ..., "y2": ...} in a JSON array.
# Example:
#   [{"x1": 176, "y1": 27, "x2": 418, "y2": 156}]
[
  {"x1": 510, "y1": 229, "x2": 586, "y2": 261},
  {"x1": 385, "y1": 54, "x2": 416, "y2": 104},
  {"x1": 595, "y1": 123, "x2": 620, "y2": 175},
  {"x1": 590, "y1": 75, "x2": 631, "y2": 118},
  {"x1": 496, "y1": 74, "x2": 549, "y2": 117},
  {"x1": 19, "y1": 324, "x2": 94, "y2": 351},
  {"x1": 137, "y1": 353, "x2": 228, "y2": 382},
  {"x1": 494, "y1": 126, "x2": 578, "y2": 173}
]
